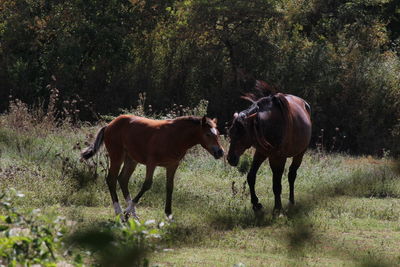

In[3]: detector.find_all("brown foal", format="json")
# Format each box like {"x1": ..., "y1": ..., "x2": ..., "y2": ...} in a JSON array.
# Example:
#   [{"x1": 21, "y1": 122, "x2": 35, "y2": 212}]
[{"x1": 82, "y1": 115, "x2": 224, "y2": 219}]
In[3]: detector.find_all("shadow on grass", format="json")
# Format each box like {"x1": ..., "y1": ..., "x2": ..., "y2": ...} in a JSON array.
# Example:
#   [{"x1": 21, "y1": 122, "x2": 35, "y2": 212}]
[
  {"x1": 284, "y1": 164, "x2": 399, "y2": 265},
  {"x1": 206, "y1": 162, "x2": 400, "y2": 265},
  {"x1": 70, "y1": 157, "x2": 400, "y2": 265},
  {"x1": 66, "y1": 219, "x2": 152, "y2": 267},
  {"x1": 128, "y1": 171, "x2": 212, "y2": 209},
  {"x1": 207, "y1": 205, "x2": 276, "y2": 230},
  {"x1": 322, "y1": 165, "x2": 400, "y2": 199},
  {"x1": 162, "y1": 222, "x2": 208, "y2": 247}
]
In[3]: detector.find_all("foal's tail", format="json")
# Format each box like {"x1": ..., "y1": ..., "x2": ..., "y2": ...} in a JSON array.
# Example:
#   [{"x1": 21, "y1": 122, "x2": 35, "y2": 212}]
[{"x1": 81, "y1": 126, "x2": 107, "y2": 160}]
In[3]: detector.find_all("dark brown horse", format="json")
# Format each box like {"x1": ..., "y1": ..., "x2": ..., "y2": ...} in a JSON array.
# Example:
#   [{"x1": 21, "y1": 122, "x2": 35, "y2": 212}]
[
  {"x1": 227, "y1": 87, "x2": 311, "y2": 213},
  {"x1": 81, "y1": 115, "x2": 224, "y2": 219}
]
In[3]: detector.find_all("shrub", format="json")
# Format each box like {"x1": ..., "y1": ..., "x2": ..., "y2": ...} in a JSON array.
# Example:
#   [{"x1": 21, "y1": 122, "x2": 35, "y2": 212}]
[{"x1": 0, "y1": 189, "x2": 67, "y2": 266}]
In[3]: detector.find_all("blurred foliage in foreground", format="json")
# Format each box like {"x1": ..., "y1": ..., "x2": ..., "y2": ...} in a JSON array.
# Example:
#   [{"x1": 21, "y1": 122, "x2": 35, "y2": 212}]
[{"x1": 0, "y1": 189, "x2": 164, "y2": 266}]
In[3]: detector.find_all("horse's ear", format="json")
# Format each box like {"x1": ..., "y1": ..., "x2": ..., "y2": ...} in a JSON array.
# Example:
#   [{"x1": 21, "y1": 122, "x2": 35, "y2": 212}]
[
  {"x1": 240, "y1": 94, "x2": 256, "y2": 103},
  {"x1": 272, "y1": 94, "x2": 280, "y2": 105},
  {"x1": 201, "y1": 116, "x2": 207, "y2": 127}
]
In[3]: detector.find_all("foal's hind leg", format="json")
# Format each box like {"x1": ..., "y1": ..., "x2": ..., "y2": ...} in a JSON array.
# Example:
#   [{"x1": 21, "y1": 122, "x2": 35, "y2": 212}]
[
  {"x1": 288, "y1": 151, "x2": 305, "y2": 206},
  {"x1": 106, "y1": 154, "x2": 124, "y2": 216},
  {"x1": 247, "y1": 150, "x2": 267, "y2": 211},
  {"x1": 117, "y1": 155, "x2": 138, "y2": 219}
]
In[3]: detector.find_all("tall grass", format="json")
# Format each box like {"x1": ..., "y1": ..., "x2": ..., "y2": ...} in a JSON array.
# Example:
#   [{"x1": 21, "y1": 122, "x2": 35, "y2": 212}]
[{"x1": 1, "y1": 95, "x2": 400, "y2": 266}]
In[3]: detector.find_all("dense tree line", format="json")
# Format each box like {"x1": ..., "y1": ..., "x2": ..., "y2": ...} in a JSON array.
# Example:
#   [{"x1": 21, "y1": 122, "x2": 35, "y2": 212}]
[{"x1": 1, "y1": 0, "x2": 399, "y2": 155}]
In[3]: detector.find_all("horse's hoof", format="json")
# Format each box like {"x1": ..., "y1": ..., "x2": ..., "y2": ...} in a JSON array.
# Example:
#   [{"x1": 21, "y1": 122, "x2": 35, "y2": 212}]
[
  {"x1": 166, "y1": 214, "x2": 174, "y2": 222},
  {"x1": 272, "y1": 208, "x2": 284, "y2": 218},
  {"x1": 252, "y1": 203, "x2": 263, "y2": 211}
]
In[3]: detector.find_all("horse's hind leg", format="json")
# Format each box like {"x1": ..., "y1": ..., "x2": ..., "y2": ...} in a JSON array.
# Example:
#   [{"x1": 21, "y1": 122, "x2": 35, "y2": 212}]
[
  {"x1": 288, "y1": 151, "x2": 305, "y2": 205},
  {"x1": 248, "y1": 150, "x2": 267, "y2": 211},
  {"x1": 269, "y1": 156, "x2": 287, "y2": 213},
  {"x1": 117, "y1": 155, "x2": 138, "y2": 218}
]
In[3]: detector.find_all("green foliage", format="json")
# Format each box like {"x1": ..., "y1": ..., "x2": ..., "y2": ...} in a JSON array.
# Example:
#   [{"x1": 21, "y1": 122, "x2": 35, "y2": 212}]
[
  {"x1": 118, "y1": 92, "x2": 209, "y2": 120},
  {"x1": 1, "y1": 0, "x2": 400, "y2": 154},
  {"x1": 0, "y1": 187, "x2": 165, "y2": 266},
  {"x1": 0, "y1": 189, "x2": 66, "y2": 266}
]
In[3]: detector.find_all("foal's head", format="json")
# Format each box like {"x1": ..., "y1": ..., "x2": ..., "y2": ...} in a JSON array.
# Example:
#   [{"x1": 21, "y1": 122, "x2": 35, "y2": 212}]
[{"x1": 199, "y1": 116, "x2": 224, "y2": 159}]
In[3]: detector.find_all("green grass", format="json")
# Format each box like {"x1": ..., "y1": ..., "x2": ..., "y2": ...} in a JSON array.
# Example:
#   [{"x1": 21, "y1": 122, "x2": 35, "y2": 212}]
[{"x1": 1, "y1": 122, "x2": 400, "y2": 266}]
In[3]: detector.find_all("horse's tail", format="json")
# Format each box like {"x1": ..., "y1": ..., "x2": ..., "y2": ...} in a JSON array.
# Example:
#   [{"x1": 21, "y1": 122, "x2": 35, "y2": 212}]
[
  {"x1": 81, "y1": 126, "x2": 106, "y2": 160},
  {"x1": 274, "y1": 93, "x2": 293, "y2": 151}
]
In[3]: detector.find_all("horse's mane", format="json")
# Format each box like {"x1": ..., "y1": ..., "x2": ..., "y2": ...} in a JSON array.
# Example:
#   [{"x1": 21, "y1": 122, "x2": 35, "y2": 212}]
[
  {"x1": 237, "y1": 78, "x2": 293, "y2": 153},
  {"x1": 242, "y1": 80, "x2": 277, "y2": 102}
]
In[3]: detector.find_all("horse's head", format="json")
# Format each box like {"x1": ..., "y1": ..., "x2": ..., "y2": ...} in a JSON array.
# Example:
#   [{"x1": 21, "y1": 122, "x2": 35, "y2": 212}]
[
  {"x1": 227, "y1": 112, "x2": 255, "y2": 166},
  {"x1": 228, "y1": 93, "x2": 292, "y2": 166},
  {"x1": 199, "y1": 116, "x2": 224, "y2": 159}
]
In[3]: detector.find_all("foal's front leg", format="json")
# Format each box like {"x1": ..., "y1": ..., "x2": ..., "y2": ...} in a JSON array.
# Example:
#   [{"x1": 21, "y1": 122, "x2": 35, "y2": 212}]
[
  {"x1": 165, "y1": 164, "x2": 178, "y2": 218},
  {"x1": 247, "y1": 151, "x2": 267, "y2": 211}
]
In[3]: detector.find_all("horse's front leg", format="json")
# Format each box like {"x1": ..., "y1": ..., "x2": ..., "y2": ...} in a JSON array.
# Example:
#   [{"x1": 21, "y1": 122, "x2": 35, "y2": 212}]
[
  {"x1": 269, "y1": 157, "x2": 286, "y2": 213},
  {"x1": 247, "y1": 151, "x2": 267, "y2": 211},
  {"x1": 165, "y1": 164, "x2": 179, "y2": 219}
]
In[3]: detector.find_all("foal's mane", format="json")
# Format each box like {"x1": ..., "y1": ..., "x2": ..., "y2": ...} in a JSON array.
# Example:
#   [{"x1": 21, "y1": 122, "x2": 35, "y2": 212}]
[
  {"x1": 173, "y1": 116, "x2": 201, "y2": 125},
  {"x1": 172, "y1": 116, "x2": 215, "y2": 128}
]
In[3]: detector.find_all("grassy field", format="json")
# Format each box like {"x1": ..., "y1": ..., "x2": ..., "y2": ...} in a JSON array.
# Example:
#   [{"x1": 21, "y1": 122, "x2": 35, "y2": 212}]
[{"x1": 1, "y1": 117, "x2": 400, "y2": 266}]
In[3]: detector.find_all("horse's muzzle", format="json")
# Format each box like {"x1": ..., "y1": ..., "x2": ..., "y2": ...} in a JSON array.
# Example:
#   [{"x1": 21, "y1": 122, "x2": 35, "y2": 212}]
[{"x1": 212, "y1": 147, "x2": 224, "y2": 159}]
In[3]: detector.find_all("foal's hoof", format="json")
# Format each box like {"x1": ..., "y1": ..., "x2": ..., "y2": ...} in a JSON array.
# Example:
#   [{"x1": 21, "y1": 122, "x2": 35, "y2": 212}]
[
  {"x1": 252, "y1": 203, "x2": 263, "y2": 212},
  {"x1": 124, "y1": 211, "x2": 139, "y2": 222}
]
